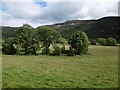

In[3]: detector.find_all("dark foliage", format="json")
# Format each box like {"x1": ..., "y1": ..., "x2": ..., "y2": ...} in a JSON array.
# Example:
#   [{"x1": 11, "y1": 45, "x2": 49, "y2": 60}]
[
  {"x1": 16, "y1": 24, "x2": 39, "y2": 55},
  {"x1": 67, "y1": 47, "x2": 75, "y2": 56},
  {"x1": 90, "y1": 39, "x2": 98, "y2": 45},
  {"x1": 2, "y1": 38, "x2": 17, "y2": 55},
  {"x1": 68, "y1": 31, "x2": 89, "y2": 55},
  {"x1": 2, "y1": 26, "x2": 17, "y2": 39}
]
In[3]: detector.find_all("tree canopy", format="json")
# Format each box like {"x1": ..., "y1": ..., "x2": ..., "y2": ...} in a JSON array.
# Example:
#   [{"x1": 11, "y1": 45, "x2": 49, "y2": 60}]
[
  {"x1": 2, "y1": 24, "x2": 91, "y2": 56},
  {"x1": 36, "y1": 26, "x2": 62, "y2": 55},
  {"x1": 16, "y1": 24, "x2": 39, "y2": 55},
  {"x1": 68, "y1": 31, "x2": 89, "y2": 55}
]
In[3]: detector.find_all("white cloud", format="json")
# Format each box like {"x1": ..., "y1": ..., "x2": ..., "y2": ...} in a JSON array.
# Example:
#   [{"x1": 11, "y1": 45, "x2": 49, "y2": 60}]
[
  {"x1": 2, "y1": 2, "x2": 43, "y2": 19},
  {"x1": 1, "y1": 0, "x2": 34, "y2": 2},
  {"x1": 1, "y1": 0, "x2": 119, "y2": 27},
  {"x1": 1, "y1": 2, "x2": 46, "y2": 27}
]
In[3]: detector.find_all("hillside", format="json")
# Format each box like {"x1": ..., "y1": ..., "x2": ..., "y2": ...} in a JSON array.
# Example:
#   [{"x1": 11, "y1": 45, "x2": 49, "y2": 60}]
[
  {"x1": 48, "y1": 16, "x2": 120, "y2": 42},
  {"x1": 1, "y1": 26, "x2": 17, "y2": 39},
  {"x1": 1, "y1": 16, "x2": 120, "y2": 42}
]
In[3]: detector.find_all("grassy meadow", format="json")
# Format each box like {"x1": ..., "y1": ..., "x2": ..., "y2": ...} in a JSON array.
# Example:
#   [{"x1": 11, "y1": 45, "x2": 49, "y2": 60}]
[{"x1": 2, "y1": 45, "x2": 118, "y2": 88}]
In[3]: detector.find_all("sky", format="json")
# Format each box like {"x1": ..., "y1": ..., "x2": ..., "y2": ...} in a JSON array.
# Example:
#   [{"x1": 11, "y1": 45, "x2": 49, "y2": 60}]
[{"x1": 0, "y1": 0, "x2": 119, "y2": 27}]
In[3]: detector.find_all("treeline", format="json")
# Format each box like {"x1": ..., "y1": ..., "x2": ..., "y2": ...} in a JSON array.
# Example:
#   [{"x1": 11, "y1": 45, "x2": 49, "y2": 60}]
[
  {"x1": 90, "y1": 38, "x2": 117, "y2": 46},
  {"x1": 2, "y1": 24, "x2": 89, "y2": 56}
]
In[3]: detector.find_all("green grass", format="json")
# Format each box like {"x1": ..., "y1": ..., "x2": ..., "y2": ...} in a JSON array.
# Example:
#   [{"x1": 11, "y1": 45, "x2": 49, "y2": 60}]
[{"x1": 2, "y1": 45, "x2": 118, "y2": 88}]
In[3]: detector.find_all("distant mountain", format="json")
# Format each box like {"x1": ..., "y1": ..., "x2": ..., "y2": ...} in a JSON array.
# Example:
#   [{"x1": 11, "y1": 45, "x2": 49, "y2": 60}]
[
  {"x1": 1, "y1": 26, "x2": 17, "y2": 39},
  {"x1": 48, "y1": 16, "x2": 120, "y2": 42},
  {"x1": 1, "y1": 16, "x2": 120, "y2": 42}
]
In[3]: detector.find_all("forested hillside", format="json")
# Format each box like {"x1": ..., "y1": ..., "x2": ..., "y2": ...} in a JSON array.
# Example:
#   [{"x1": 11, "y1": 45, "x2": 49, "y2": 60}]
[
  {"x1": 1, "y1": 26, "x2": 17, "y2": 39},
  {"x1": 1, "y1": 16, "x2": 120, "y2": 42},
  {"x1": 49, "y1": 16, "x2": 120, "y2": 42}
]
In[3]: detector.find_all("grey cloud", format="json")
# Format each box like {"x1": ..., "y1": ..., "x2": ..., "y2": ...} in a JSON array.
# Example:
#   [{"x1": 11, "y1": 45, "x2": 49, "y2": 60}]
[{"x1": 1, "y1": 0, "x2": 119, "y2": 27}]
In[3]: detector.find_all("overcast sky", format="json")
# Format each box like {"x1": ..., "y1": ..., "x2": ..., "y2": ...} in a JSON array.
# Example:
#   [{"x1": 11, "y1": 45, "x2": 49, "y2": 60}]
[{"x1": 0, "y1": 0, "x2": 119, "y2": 27}]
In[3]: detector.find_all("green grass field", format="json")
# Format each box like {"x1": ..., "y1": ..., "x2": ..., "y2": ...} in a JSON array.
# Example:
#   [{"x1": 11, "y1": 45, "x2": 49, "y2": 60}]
[{"x1": 2, "y1": 45, "x2": 118, "y2": 88}]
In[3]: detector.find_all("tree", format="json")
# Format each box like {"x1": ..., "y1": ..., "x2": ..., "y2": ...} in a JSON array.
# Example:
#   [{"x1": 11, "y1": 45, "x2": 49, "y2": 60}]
[
  {"x1": 16, "y1": 24, "x2": 39, "y2": 55},
  {"x1": 36, "y1": 26, "x2": 61, "y2": 55},
  {"x1": 2, "y1": 38, "x2": 17, "y2": 55},
  {"x1": 68, "y1": 31, "x2": 89, "y2": 55}
]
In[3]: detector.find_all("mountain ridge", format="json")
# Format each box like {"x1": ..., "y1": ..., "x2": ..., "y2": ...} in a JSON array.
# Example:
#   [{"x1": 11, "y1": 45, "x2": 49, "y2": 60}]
[
  {"x1": 47, "y1": 16, "x2": 120, "y2": 42},
  {"x1": 1, "y1": 16, "x2": 120, "y2": 42}
]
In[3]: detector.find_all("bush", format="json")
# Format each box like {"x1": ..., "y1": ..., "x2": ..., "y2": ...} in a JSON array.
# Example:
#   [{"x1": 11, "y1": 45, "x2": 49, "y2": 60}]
[
  {"x1": 97, "y1": 38, "x2": 106, "y2": 46},
  {"x1": 106, "y1": 38, "x2": 117, "y2": 46},
  {"x1": 52, "y1": 43, "x2": 61, "y2": 56},
  {"x1": 2, "y1": 38, "x2": 18, "y2": 55},
  {"x1": 97, "y1": 38, "x2": 117, "y2": 46}
]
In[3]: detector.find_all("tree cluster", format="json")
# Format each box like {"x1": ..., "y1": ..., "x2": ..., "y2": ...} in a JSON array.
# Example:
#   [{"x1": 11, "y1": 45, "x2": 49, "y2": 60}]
[
  {"x1": 90, "y1": 38, "x2": 117, "y2": 46},
  {"x1": 2, "y1": 24, "x2": 89, "y2": 56}
]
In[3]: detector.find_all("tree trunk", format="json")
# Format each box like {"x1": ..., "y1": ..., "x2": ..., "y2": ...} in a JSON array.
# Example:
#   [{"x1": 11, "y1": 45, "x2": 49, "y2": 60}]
[
  {"x1": 45, "y1": 41, "x2": 51, "y2": 55},
  {"x1": 32, "y1": 47, "x2": 37, "y2": 55}
]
